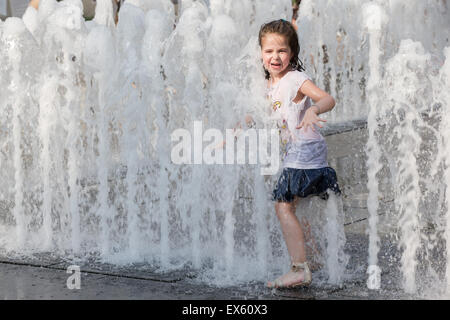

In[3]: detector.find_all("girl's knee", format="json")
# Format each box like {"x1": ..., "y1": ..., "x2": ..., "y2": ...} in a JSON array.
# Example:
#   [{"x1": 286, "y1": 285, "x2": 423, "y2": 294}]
[
  {"x1": 275, "y1": 197, "x2": 298, "y2": 210},
  {"x1": 275, "y1": 201, "x2": 296, "y2": 218},
  {"x1": 275, "y1": 201, "x2": 290, "y2": 210}
]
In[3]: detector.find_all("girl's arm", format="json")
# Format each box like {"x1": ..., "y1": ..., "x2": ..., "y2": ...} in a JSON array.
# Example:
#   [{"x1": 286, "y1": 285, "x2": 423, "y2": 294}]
[
  {"x1": 216, "y1": 114, "x2": 255, "y2": 149},
  {"x1": 295, "y1": 80, "x2": 335, "y2": 132},
  {"x1": 29, "y1": 0, "x2": 40, "y2": 10}
]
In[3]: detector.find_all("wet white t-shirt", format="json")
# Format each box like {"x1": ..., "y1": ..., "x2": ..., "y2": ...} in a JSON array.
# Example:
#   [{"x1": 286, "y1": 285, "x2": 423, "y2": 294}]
[{"x1": 266, "y1": 70, "x2": 329, "y2": 169}]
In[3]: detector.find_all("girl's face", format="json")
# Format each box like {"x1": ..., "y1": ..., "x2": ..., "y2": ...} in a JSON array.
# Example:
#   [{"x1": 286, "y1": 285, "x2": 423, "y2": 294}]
[{"x1": 261, "y1": 33, "x2": 293, "y2": 79}]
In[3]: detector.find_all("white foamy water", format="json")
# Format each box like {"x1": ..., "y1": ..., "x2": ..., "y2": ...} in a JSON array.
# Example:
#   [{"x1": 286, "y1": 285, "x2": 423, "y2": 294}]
[
  {"x1": 297, "y1": 0, "x2": 449, "y2": 124},
  {"x1": 363, "y1": 1, "x2": 388, "y2": 290},
  {"x1": 1, "y1": 0, "x2": 348, "y2": 287},
  {"x1": 296, "y1": 0, "x2": 450, "y2": 297},
  {"x1": 2, "y1": 0, "x2": 448, "y2": 294},
  {"x1": 368, "y1": 39, "x2": 449, "y2": 295},
  {"x1": 434, "y1": 47, "x2": 450, "y2": 297}
]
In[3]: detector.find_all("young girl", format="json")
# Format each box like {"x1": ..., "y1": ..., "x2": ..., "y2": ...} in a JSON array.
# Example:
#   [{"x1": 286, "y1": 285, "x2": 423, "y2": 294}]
[{"x1": 259, "y1": 19, "x2": 341, "y2": 288}]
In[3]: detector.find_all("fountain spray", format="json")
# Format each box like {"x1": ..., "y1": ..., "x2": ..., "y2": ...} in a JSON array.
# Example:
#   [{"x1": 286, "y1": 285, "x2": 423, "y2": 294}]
[{"x1": 363, "y1": 1, "x2": 388, "y2": 290}]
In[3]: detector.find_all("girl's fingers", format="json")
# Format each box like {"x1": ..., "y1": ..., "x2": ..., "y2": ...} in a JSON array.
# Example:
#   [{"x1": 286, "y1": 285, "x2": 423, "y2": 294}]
[
  {"x1": 214, "y1": 140, "x2": 226, "y2": 149},
  {"x1": 296, "y1": 118, "x2": 326, "y2": 130}
]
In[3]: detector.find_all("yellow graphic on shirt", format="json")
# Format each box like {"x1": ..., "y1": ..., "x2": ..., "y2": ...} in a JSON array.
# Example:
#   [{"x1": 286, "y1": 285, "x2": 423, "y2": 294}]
[
  {"x1": 278, "y1": 119, "x2": 288, "y2": 147},
  {"x1": 272, "y1": 101, "x2": 281, "y2": 111}
]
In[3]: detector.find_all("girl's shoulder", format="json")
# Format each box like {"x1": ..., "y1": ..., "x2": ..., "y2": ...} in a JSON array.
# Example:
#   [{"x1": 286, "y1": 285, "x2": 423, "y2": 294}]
[
  {"x1": 284, "y1": 70, "x2": 311, "y2": 86},
  {"x1": 279, "y1": 70, "x2": 311, "y2": 94}
]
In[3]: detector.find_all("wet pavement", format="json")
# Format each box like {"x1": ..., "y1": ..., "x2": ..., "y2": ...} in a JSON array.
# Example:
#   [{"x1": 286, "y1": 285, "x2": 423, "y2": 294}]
[{"x1": 0, "y1": 233, "x2": 415, "y2": 300}]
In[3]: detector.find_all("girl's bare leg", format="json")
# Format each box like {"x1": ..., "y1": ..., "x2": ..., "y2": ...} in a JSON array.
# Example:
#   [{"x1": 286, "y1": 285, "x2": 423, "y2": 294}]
[
  {"x1": 300, "y1": 217, "x2": 323, "y2": 271},
  {"x1": 268, "y1": 196, "x2": 309, "y2": 287}
]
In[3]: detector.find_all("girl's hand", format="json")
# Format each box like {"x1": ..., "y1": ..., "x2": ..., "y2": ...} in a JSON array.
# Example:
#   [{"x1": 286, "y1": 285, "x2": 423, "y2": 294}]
[
  {"x1": 214, "y1": 126, "x2": 242, "y2": 149},
  {"x1": 215, "y1": 140, "x2": 227, "y2": 149},
  {"x1": 294, "y1": 79, "x2": 335, "y2": 133},
  {"x1": 245, "y1": 115, "x2": 255, "y2": 128},
  {"x1": 296, "y1": 106, "x2": 327, "y2": 132}
]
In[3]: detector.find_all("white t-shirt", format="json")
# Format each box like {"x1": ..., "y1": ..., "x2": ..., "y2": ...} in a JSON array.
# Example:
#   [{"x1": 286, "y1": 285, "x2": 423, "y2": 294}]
[{"x1": 266, "y1": 70, "x2": 329, "y2": 169}]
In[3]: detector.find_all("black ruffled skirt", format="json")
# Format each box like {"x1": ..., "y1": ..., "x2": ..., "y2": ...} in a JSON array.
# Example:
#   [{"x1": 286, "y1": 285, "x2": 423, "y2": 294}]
[{"x1": 272, "y1": 167, "x2": 341, "y2": 203}]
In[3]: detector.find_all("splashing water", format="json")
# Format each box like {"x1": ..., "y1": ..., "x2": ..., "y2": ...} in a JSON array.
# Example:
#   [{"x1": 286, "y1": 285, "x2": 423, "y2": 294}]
[
  {"x1": 439, "y1": 47, "x2": 450, "y2": 297},
  {"x1": 363, "y1": 1, "x2": 388, "y2": 291},
  {"x1": 324, "y1": 192, "x2": 348, "y2": 285},
  {"x1": 0, "y1": 0, "x2": 349, "y2": 287},
  {"x1": 2, "y1": 0, "x2": 448, "y2": 294},
  {"x1": 370, "y1": 39, "x2": 450, "y2": 296},
  {"x1": 298, "y1": 0, "x2": 450, "y2": 296},
  {"x1": 297, "y1": 0, "x2": 449, "y2": 124}
]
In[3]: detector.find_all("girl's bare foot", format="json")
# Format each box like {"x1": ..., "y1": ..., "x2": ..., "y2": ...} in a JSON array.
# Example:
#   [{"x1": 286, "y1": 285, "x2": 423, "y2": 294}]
[
  {"x1": 267, "y1": 269, "x2": 306, "y2": 288},
  {"x1": 267, "y1": 262, "x2": 312, "y2": 288}
]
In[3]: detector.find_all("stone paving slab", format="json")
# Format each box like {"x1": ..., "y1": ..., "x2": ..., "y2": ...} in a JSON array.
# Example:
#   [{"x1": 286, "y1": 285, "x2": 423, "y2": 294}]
[
  {"x1": 48, "y1": 260, "x2": 197, "y2": 283},
  {"x1": 0, "y1": 252, "x2": 64, "y2": 268}
]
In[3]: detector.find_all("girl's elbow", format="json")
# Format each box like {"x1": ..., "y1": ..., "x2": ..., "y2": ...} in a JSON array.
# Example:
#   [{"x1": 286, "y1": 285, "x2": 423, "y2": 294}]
[{"x1": 329, "y1": 95, "x2": 336, "y2": 109}]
